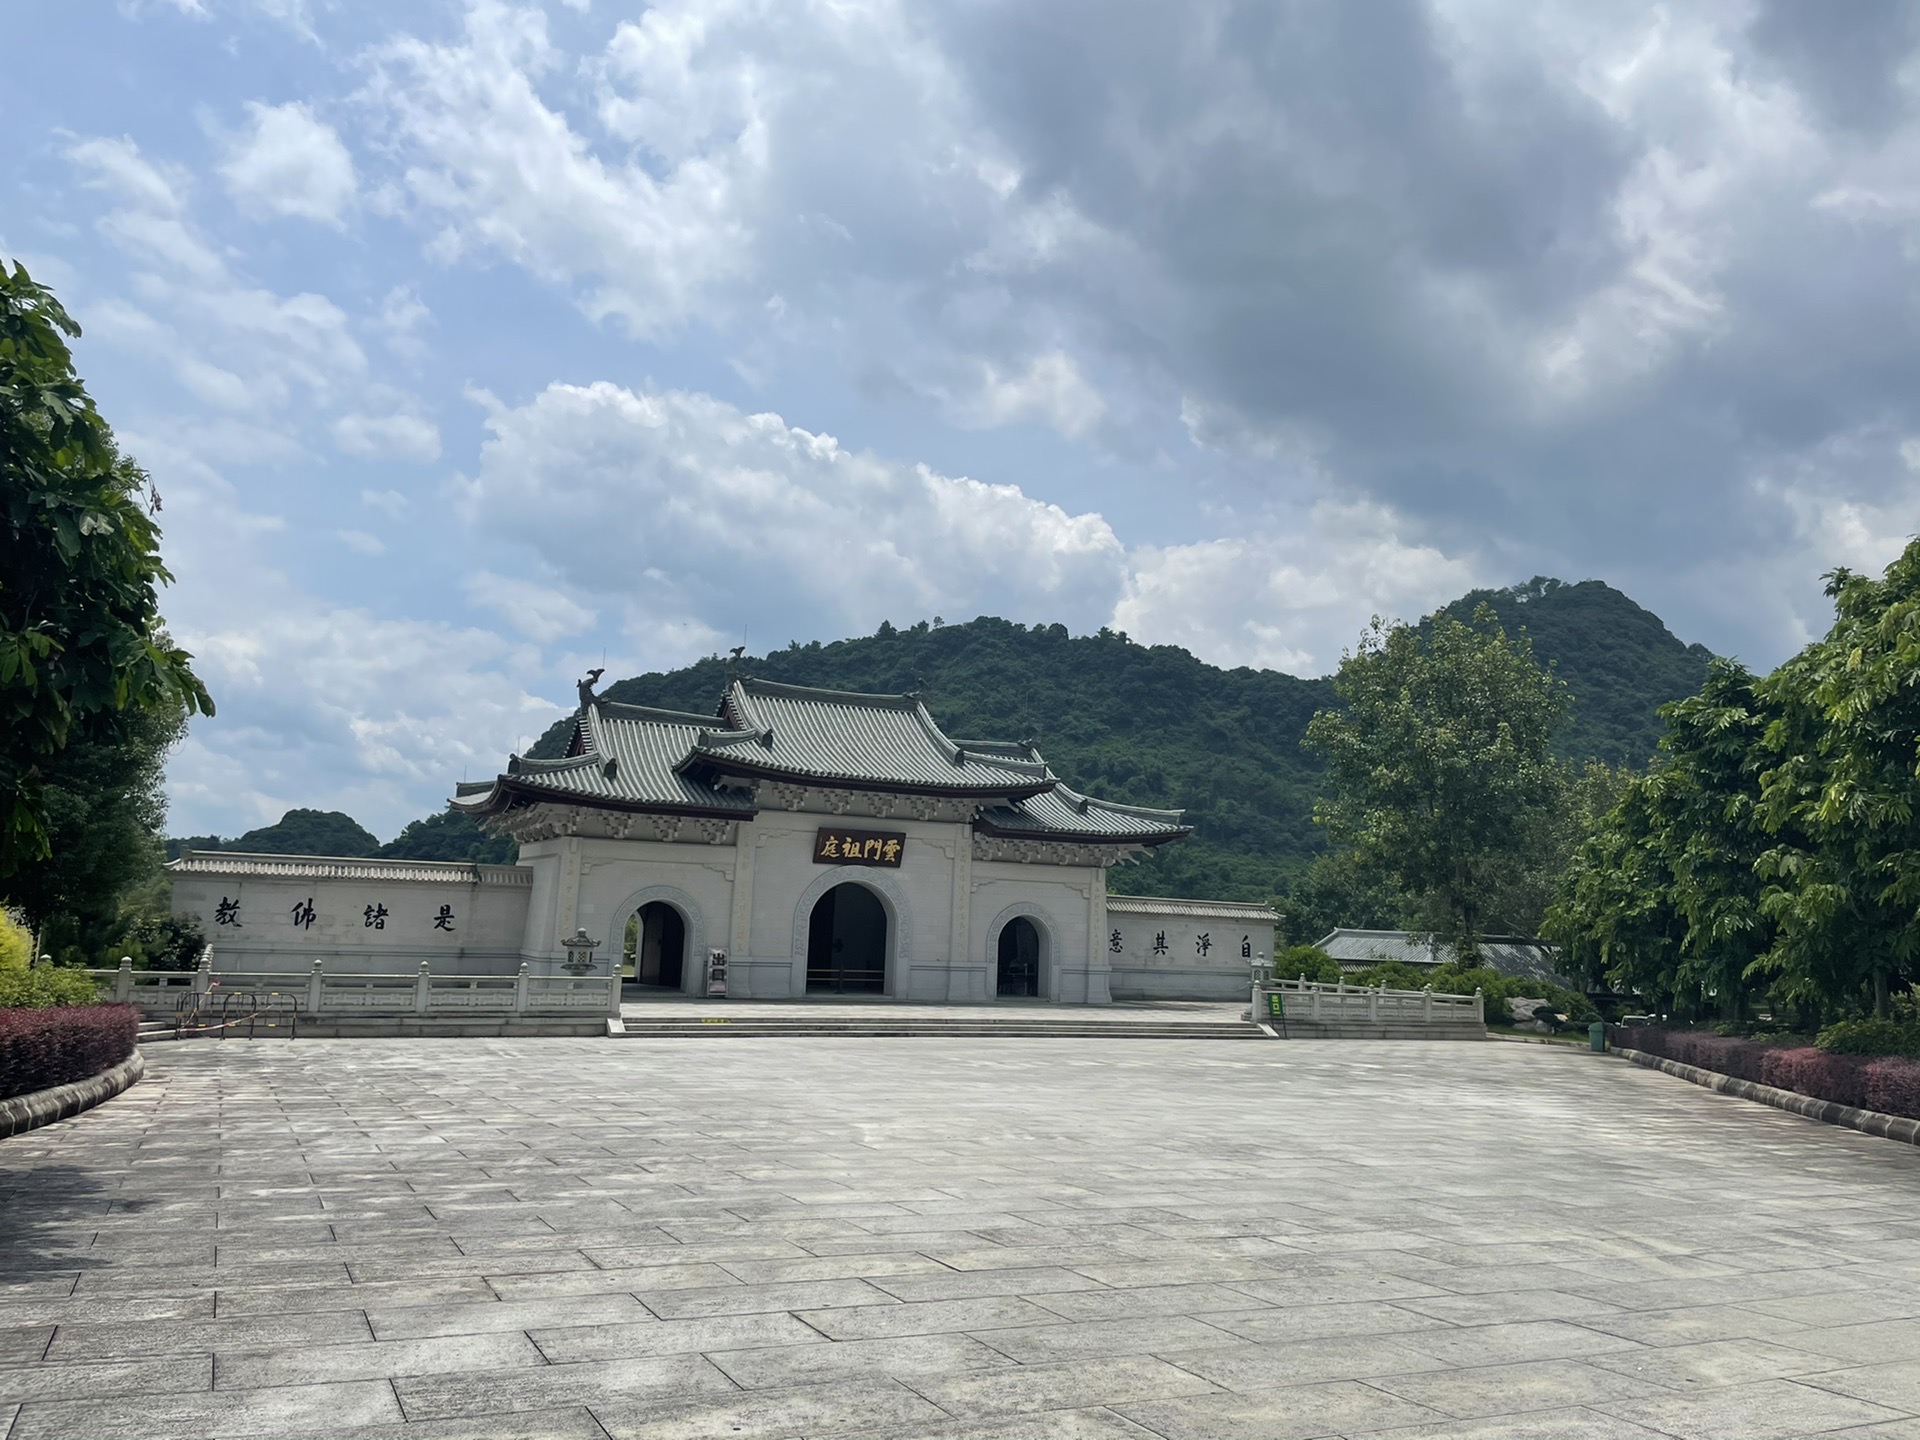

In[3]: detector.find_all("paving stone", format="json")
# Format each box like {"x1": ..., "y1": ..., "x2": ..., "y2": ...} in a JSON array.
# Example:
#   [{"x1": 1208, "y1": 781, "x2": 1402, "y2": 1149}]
[
  {"x1": 1153, "y1": 1333, "x2": 1447, "y2": 1391},
  {"x1": 869, "y1": 1266, "x2": 1109, "y2": 1303},
  {"x1": 1117, "y1": 1377, "x2": 1448, "y2": 1438},
  {"x1": 590, "y1": 1375, "x2": 949, "y2": 1438},
  {"x1": 903, "y1": 1353, "x2": 1221, "y2": 1418},
  {"x1": 395, "y1": 1353, "x2": 734, "y2": 1420},
  {"x1": 1601, "y1": 1377, "x2": 1913, "y2": 1438},
  {"x1": 9, "y1": 1377, "x2": 404, "y2": 1439},
  {"x1": 971, "y1": 1314, "x2": 1241, "y2": 1364},
  {"x1": 1781, "y1": 1319, "x2": 1920, "y2": 1366},
  {"x1": 1808, "y1": 1361, "x2": 1920, "y2": 1413},
  {"x1": 531, "y1": 1312, "x2": 823, "y2": 1363},
  {"x1": 42, "y1": 1308, "x2": 373, "y2": 1361},
  {"x1": 708, "y1": 1333, "x2": 1014, "y2": 1388},
  {"x1": 637, "y1": 1276, "x2": 898, "y2": 1318},
  {"x1": 213, "y1": 1329, "x2": 547, "y2": 1387},
  {"x1": 1198, "y1": 1300, "x2": 1456, "y2": 1344},
  {"x1": 367, "y1": 1292, "x2": 655, "y2": 1338},
  {"x1": 1394, "y1": 1319, "x2": 1645, "y2": 1367},
  {"x1": 1026, "y1": 1282, "x2": 1274, "y2": 1322},
  {"x1": 1582, "y1": 1336, "x2": 1840, "y2": 1389},
  {"x1": 1366, "y1": 1357, "x2": 1673, "y2": 1417},
  {"x1": 0, "y1": 1354, "x2": 214, "y2": 1404}
]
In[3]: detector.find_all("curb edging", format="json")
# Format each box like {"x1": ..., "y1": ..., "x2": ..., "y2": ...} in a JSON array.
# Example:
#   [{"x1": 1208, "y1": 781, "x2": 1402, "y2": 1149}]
[
  {"x1": 0, "y1": 1049, "x2": 146, "y2": 1140},
  {"x1": 1613, "y1": 1045, "x2": 1920, "y2": 1147}
]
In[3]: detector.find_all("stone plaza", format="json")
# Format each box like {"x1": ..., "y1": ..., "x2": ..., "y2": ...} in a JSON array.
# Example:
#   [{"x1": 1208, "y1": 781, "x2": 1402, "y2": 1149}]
[{"x1": 1, "y1": 1036, "x2": 1917, "y2": 1440}]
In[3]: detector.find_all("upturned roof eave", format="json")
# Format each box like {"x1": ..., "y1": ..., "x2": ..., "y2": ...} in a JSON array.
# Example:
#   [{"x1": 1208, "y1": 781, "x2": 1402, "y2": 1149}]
[
  {"x1": 450, "y1": 775, "x2": 755, "y2": 822},
  {"x1": 972, "y1": 816, "x2": 1193, "y2": 846}
]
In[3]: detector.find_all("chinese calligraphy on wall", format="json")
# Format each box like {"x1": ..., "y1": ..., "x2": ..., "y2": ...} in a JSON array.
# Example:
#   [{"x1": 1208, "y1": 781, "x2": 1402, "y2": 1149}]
[{"x1": 812, "y1": 828, "x2": 905, "y2": 868}]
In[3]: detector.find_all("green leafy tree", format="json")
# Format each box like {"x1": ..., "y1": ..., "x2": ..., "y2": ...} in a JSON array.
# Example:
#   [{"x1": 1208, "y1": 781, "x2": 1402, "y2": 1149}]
[
  {"x1": 1, "y1": 262, "x2": 210, "y2": 874},
  {"x1": 3, "y1": 698, "x2": 184, "y2": 958},
  {"x1": 1545, "y1": 773, "x2": 1687, "y2": 1009},
  {"x1": 1756, "y1": 546, "x2": 1920, "y2": 1019},
  {"x1": 1305, "y1": 610, "x2": 1567, "y2": 956}
]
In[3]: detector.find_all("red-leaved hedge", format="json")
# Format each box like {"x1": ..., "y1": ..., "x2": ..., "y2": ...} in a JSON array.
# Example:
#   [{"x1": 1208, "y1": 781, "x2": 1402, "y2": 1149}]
[
  {"x1": 0, "y1": 1004, "x2": 140, "y2": 1100},
  {"x1": 1610, "y1": 1026, "x2": 1920, "y2": 1121}
]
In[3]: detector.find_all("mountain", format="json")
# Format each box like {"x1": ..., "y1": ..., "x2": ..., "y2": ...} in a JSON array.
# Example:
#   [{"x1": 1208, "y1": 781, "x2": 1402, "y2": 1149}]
[
  {"x1": 169, "y1": 808, "x2": 515, "y2": 866},
  {"x1": 171, "y1": 580, "x2": 1714, "y2": 902},
  {"x1": 1432, "y1": 577, "x2": 1715, "y2": 767}
]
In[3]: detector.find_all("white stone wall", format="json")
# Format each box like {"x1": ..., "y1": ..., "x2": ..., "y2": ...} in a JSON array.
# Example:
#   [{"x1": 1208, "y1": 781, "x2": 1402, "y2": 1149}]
[
  {"x1": 517, "y1": 835, "x2": 741, "y2": 986},
  {"x1": 171, "y1": 861, "x2": 531, "y2": 975},
  {"x1": 966, "y1": 864, "x2": 1104, "y2": 1003},
  {"x1": 170, "y1": 837, "x2": 1266, "y2": 1003},
  {"x1": 1107, "y1": 898, "x2": 1277, "y2": 1000}
]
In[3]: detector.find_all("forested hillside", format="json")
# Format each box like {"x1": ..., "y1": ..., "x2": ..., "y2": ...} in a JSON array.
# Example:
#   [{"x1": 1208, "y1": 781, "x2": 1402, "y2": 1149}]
[
  {"x1": 170, "y1": 580, "x2": 1714, "y2": 902},
  {"x1": 1435, "y1": 577, "x2": 1714, "y2": 766}
]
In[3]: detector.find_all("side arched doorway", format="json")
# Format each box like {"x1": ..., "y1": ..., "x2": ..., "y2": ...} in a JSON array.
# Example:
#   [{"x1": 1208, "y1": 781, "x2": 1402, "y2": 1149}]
[
  {"x1": 625, "y1": 901, "x2": 686, "y2": 989},
  {"x1": 805, "y1": 883, "x2": 888, "y2": 994},
  {"x1": 997, "y1": 917, "x2": 1041, "y2": 998}
]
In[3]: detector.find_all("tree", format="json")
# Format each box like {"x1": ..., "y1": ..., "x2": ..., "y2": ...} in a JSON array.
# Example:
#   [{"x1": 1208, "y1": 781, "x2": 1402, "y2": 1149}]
[
  {"x1": 2, "y1": 697, "x2": 184, "y2": 959},
  {"x1": 1305, "y1": 609, "x2": 1566, "y2": 955},
  {"x1": 1, "y1": 262, "x2": 210, "y2": 875},
  {"x1": 380, "y1": 809, "x2": 516, "y2": 865},
  {"x1": 1756, "y1": 545, "x2": 1920, "y2": 1020}
]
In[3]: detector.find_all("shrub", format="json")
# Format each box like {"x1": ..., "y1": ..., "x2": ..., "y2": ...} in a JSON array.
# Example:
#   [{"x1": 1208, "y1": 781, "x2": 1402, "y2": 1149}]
[
  {"x1": 0, "y1": 966, "x2": 100, "y2": 1009},
  {"x1": 1866, "y1": 1059, "x2": 1920, "y2": 1120},
  {"x1": 1347, "y1": 960, "x2": 1433, "y2": 991},
  {"x1": 0, "y1": 910, "x2": 33, "y2": 972},
  {"x1": 1278, "y1": 944, "x2": 1341, "y2": 984},
  {"x1": 0, "y1": 1004, "x2": 139, "y2": 1099},
  {"x1": 1612, "y1": 1026, "x2": 1920, "y2": 1121},
  {"x1": 1817, "y1": 1019, "x2": 1920, "y2": 1059}
]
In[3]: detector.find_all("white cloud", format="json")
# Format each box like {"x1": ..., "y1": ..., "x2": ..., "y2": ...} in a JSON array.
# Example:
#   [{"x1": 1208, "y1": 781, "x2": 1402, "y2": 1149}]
[
  {"x1": 964, "y1": 351, "x2": 1107, "y2": 440},
  {"x1": 455, "y1": 381, "x2": 1129, "y2": 656},
  {"x1": 463, "y1": 571, "x2": 597, "y2": 644},
  {"x1": 335, "y1": 529, "x2": 386, "y2": 555},
  {"x1": 1115, "y1": 501, "x2": 1484, "y2": 675},
  {"x1": 221, "y1": 101, "x2": 357, "y2": 225},
  {"x1": 361, "y1": 488, "x2": 410, "y2": 517},
  {"x1": 332, "y1": 410, "x2": 441, "y2": 461},
  {"x1": 363, "y1": 0, "x2": 753, "y2": 337}
]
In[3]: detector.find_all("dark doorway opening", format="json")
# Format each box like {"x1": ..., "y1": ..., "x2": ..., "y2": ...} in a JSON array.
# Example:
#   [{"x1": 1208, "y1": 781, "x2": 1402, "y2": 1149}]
[
  {"x1": 631, "y1": 901, "x2": 685, "y2": 989},
  {"x1": 997, "y1": 917, "x2": 1041, "y2": 998},
  {"x1": 805, "y1": 883, "x2": 888, "y2": 994}
]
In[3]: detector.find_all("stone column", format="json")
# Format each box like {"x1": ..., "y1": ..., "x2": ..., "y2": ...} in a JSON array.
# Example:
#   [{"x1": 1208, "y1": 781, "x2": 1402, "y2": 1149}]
[
  {"x1": 1084, "y1": 868, "x2": 1111, "y2": 1006},
  {"x1": 948, "y1": 828, "x2": 972, "y2": 1001},
  {"x1": 729, "y1": 824, "x2": 758, "y2": 995}
]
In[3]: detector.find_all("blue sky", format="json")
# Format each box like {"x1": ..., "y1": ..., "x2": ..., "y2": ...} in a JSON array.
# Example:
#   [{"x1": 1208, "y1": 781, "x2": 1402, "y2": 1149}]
[{"x1": 9, "y1": 0, "x2": 1920, "y2": 840}]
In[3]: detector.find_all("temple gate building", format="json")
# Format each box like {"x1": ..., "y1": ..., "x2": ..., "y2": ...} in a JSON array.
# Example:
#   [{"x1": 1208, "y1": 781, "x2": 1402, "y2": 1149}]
[{"x1": 169, "y1": 677, "x2": 1275, "y2": 1003}]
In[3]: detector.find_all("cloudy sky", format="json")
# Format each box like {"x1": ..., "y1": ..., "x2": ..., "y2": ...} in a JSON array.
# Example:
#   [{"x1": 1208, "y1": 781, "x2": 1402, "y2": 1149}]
[{"x1": 8, "y1": 1, "x2": 1920, "y2": 839}]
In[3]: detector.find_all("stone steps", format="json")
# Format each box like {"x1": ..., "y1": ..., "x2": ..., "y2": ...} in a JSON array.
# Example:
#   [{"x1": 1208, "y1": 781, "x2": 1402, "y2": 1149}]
[{"x1": 610, "y1": 1017, "x2": 1265, "y2": 1040}]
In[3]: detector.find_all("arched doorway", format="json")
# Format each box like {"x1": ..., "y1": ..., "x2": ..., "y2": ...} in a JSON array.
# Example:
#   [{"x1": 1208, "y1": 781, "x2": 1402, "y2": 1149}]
[
  {"x1": 628, "y1": 901, "x2": 685, "y2": 989},
  {"x1": 805, "y1": 883, "x2": 888, "y2": 994},
  {"x1": 997, "y1": 917, "x2": 1041, "y2": 998}
]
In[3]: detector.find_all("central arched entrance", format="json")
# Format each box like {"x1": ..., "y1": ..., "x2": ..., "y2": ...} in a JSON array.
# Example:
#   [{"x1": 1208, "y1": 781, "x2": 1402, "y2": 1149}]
[
  {"x1": 805, "y1": 882, "x2": 888, "y2": 994},
  {"x1": 625, "y1": 901, "x2": 686, "y2": 989},
  {"x1": 997, "y1": 916, "x2": 1041, "y2": 997}
]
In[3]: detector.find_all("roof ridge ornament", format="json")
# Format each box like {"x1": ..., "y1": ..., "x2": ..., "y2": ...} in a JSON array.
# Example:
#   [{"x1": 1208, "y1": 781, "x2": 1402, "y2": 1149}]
[{"x1": 577, "y1": 668, "x2": 604, "y2": 710}]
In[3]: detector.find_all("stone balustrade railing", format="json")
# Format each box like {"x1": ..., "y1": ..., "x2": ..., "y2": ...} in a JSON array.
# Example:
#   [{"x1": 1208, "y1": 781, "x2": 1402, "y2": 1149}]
[
  {"x1": 86, "y1": 953, "x2": 619, "y2": 1019},
  {"x1": 1258, "y1": 976, "x2": 1483, "y2": 1026}
]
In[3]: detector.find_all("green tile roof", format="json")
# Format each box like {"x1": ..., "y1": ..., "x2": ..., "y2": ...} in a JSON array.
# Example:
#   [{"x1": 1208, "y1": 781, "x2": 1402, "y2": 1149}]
[{"x1": 451, "y1": 678, "x2": 1188, "y2": 846}]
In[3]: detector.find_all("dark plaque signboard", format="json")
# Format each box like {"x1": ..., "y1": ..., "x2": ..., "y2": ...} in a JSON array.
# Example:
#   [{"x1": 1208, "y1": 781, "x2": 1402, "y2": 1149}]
[{"x1": 814, "y1": 828, "x2": 905, "y2": 867}]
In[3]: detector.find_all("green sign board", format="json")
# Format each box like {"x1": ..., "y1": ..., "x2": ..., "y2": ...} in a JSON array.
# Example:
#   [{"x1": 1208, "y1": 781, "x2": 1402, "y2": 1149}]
[{"x1": 1267, "y1": 992, "x2": 1284, "y2": 1018}]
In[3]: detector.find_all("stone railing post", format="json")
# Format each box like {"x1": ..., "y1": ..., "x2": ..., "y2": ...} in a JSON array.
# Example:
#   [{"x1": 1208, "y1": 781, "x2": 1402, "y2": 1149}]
[
  {"x1": 114, "y1": 958, "x2": 134, "y2": 1002},
  {"x1": 306, "y1": 960, "x2": 325, "y2": 1015},
  {"x1": 514, "y1": 963, "x2": 531, "y2": 1016},
  {"x1": 1310, "y1": 983, "x2": 1321, "y2": 1022},
  {"x1": 1423, "y1": 985, "x2": 1433, "y2": 1022},
  {"x1": 607, "y1": 970, "x2": 623, "y2": 1019},
  {"x1": 193, "y1": 949, "x2": 213, "y2": 996},
  {"x1": 414, "y1": 961, "x2": 432, "y2": 1016},
  {"x1": 1474, "y1": 987, "x2": 1484, "y2": 1025},
  {"x1": 1368, "y1": 985, "x2": 1380, "y2": 1023}
]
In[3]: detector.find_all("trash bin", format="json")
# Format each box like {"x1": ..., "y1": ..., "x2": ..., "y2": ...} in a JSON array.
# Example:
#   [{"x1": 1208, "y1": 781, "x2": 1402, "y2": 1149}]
[{"x1": 1588, "y1": 1021, "x2": 1606, "y2": 1052}]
